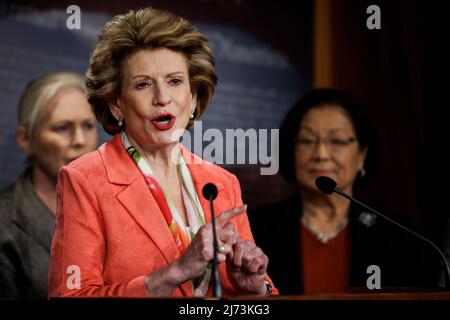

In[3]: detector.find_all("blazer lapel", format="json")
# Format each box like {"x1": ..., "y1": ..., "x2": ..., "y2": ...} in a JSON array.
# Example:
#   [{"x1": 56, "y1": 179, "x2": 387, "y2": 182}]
[
  {"x1": 100, "y1": 135, "x2": 180, "y2": 265},
  {"x1": 102, "y1": 138, "x2": 228, "y2": 296},
  {"x1": 117, "y1": 182, "x2": 195, "y2": 295},
  {"x1": 116, "y1": 180, "x2": 181, "y2": 265}
]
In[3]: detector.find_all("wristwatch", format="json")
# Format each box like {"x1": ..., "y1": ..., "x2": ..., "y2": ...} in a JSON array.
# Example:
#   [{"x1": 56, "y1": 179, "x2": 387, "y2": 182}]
[{"x1": 264, "y1": 280, "x2": 273, "y2": 296}]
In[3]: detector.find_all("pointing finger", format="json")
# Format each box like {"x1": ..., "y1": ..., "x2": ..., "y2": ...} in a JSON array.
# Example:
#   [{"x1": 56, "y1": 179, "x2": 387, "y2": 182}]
[{"x1": 216, "y1": 205, "x2": 247, "y2": 227}]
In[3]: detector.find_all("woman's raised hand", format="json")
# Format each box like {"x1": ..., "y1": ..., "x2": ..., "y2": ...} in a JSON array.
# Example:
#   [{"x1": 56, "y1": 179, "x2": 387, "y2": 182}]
[{"x1": 175, "y1": 205, "x2": 246, "y2": 280}]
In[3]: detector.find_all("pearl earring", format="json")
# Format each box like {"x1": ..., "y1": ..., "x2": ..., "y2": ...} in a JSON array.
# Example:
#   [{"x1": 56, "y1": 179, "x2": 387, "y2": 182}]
[
  {"x1": 190, "y1": 113, "x2": 194, "y2": 119},
  {"x1": 118, "y1": 118, "x2": 123, "y2": 127},
  {"x1": 360, "y1": 168, "x2": 366, "y2": 177}
]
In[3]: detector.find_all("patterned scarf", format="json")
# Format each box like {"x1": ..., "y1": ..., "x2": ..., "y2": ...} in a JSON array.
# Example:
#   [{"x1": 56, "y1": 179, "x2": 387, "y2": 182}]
[{"x1": 120, "y1": 132, "x2": 210, "y2": 295}]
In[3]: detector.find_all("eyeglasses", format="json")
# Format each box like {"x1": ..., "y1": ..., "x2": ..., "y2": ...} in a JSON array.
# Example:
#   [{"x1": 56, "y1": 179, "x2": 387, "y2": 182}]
[{"x1": 295, "y1": 136, "x2": 356, "y2": 153}]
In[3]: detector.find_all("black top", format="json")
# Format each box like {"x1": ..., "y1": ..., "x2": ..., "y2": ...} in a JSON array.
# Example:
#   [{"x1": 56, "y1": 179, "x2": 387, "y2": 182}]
[
  {"x1": 249, "y1": 192, "x2": 442, "y2": 295},
  {"x1": 445, "y1": 218, "x2": 450, "y2": 281},
  {"x1": 0, "y1": 169, "x2": 55, "y2": 299}
]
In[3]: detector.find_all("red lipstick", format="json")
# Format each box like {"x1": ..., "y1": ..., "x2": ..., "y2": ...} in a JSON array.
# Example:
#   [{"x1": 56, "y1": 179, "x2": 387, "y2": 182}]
[{"x1": 150, "y1": 113, "x2": 175, "y2": 131}]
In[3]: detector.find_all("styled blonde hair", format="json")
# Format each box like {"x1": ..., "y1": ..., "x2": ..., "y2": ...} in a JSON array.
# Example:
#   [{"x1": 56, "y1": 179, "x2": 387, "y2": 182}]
[
  {"x1": 86, "y1": 7, "x2": 217, "y2": 135},
  {"x1": 18, "y1": 72, "x2": 86, "y2": 139}
]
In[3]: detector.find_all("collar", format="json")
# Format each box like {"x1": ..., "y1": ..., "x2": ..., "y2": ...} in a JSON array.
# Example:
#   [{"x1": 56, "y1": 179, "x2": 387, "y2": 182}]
[{"x1": 100, "y1": 134, "x2": 226, "y2": 192}]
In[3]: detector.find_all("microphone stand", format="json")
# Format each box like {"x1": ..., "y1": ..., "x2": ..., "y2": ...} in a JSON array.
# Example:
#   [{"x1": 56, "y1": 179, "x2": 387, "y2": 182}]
[
  {"x1": 208, "y1": 194, "x2": 222, "y2": 298},
  {"x1": 334, "y1": 187, "x2": 450, "y2": 290}
]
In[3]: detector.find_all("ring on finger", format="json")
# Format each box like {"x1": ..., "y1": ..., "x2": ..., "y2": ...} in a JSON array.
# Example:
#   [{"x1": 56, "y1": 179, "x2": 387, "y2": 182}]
[{"x1": 218, "y1": 243, "x2": 226, "y2": 253}]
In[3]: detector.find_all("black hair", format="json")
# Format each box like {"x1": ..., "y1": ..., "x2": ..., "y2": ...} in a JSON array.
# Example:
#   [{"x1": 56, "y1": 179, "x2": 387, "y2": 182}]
[{"x1": 279, "y1": 88, "x2": 375, "y2": 187}]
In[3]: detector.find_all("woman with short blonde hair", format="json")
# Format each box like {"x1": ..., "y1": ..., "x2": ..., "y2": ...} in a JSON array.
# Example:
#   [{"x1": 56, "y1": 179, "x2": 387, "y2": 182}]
[
  {"x1": 18, "y1": 72, "x2": 87, "y2": 137},
  {"x1": 0, "y1": 71, "x2": 98, "y2": 299}
]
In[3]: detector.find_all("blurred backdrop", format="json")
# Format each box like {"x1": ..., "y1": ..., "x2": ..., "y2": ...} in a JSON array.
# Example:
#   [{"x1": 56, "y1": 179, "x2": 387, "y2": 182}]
[{"x1": 0, "y1": 1, "x2": 437, "y2": 244}]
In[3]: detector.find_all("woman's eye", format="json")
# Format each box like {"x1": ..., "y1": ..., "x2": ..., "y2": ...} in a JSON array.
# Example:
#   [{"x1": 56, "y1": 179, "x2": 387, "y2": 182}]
[
  {"x1": 53, "y1": 125, "x2": 69, "y2": 133},
  {"x1": 298, "y1": 138, "x2": 315, "y2": 145},
  {"x1": 83, "y1": 122, "x2": 95, "y2": 130},
  {"x1": 135, "y1": 82, "x2": 150, "y2": 89},
  {"x1": 169, "y1": 78, "x2": 182, "y2": 86},
  {"x1": 330, "y1": 139, "x2": 347, "y2": 146}
]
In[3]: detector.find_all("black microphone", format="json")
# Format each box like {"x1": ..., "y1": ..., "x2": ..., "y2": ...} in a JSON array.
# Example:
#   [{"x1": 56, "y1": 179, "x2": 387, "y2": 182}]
[
  {"x1": 202, "y1": 183, "x2": 222, "y2": 298},
  {"x1": 315, "y1": 176, "x2": 450, "y2": 290}
]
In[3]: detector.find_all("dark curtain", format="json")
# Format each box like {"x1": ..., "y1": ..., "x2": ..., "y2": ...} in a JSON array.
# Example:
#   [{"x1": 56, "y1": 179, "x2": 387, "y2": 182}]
[{"x1": 327, "y1": 0, "x2": 436, "y2": 243}]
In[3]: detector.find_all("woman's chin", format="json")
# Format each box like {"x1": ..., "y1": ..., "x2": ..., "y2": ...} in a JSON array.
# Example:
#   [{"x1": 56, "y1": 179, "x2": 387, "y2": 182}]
[{"x1": 151, "y1": 139, "x2": 179, "y2": 148}]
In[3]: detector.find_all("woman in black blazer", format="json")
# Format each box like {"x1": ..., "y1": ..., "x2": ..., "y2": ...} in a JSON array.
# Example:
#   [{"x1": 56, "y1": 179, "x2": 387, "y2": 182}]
[
  {"x1": 0, "y1": 72, "x2": 98, "y2": 299},
  {"x1": 249, "y1": 89, "x2": 440, "y2": 295}
]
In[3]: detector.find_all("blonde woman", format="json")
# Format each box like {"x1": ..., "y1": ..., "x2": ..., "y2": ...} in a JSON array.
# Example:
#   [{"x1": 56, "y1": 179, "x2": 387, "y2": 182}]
[{"x1": 0, "y1": 72, "x2": 98, "y2": 299}]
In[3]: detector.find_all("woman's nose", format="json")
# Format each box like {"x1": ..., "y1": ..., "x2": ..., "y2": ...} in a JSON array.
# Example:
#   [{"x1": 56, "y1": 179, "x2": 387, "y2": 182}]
[
  {"x1": 72, "y1": 126, "x2": 86, "y2": 147},
  {"x1": 313, "y1": 139, "x2": 331, "y2": 161},
  {"x1": 152, "y1": 83, "x2": 171, "y2": 106}
]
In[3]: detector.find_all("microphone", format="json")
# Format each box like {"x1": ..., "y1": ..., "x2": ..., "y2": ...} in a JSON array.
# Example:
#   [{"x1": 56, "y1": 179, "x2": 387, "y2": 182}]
[
  {"x1": 202, "y1": 183, "x2": 218, "y2": 201},
  {"x1": 202, "y1": 183, "x2": 222, "y2": 298},
  {"x1": 315, "y1": 176, "x2": 450, "y2": 290}
]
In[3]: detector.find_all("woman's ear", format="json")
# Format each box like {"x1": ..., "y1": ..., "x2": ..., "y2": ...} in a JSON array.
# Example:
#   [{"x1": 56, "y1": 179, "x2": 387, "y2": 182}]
[
  {"x1": 358, "y1": 146, "x2": 369, "y2": 171},
  {"x1": 108, "y1": 99, "x2": 123, "y2": 121},
  {"x1": 16, "y1": 127, "x2": 33, "y2": 156},
  {"x1": 190, "y1": 92, "x2": 197, "y2": 115}
]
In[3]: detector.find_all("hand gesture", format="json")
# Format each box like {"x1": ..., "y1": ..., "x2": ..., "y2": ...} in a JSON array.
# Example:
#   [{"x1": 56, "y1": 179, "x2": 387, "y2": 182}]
[
  {"x1": 226, "y1": 240, "x2": 268, "y2": 295},
  {"x1": 176, "y1": 206, "x2": 245, "y2": 280}
]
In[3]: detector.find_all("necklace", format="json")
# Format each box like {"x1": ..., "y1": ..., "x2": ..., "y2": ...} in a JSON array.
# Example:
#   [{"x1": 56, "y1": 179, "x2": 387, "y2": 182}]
[{"x1": 301, "y1": 214, "x2": 349, "y2": 244}]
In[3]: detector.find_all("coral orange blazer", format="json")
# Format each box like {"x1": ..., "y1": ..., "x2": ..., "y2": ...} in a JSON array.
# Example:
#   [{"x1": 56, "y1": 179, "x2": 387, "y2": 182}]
[{"x1": 48, "y1": 134, "x2": 277, "y2": 297}]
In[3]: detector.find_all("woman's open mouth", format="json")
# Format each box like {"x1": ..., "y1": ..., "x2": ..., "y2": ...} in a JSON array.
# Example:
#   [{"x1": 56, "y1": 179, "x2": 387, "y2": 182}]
[{"x1": 150, "y1": 113, "x2": 175, "y2": 131}]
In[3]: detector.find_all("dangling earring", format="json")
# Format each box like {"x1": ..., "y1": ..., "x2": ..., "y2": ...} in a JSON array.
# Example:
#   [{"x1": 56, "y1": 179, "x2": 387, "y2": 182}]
[
  {"x1": 189, "y1": 113, "x2": 194, "y2": 119},
  {"x1": 118, "y1": 118, "x2": 123, "y2": 127},
  {"x1": 360, "y1": 168, "x2": 366, "y2": 177}
]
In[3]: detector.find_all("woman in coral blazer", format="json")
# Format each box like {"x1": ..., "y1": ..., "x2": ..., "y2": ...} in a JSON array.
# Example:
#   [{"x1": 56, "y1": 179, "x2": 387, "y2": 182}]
[{"x1": 48, "y1": 7, "x2": 276, "y2": 298}]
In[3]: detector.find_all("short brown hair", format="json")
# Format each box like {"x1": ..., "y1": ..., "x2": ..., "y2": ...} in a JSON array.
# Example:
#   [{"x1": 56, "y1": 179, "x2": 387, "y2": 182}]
[{"x1": 86, "y1": 7, "x2": 217, "y2": 135}]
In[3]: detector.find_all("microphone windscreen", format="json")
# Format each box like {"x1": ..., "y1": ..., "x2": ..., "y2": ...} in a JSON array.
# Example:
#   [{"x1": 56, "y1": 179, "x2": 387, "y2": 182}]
[
  {"x1": 315, "y1": 176, "x2": 337, "y2": 194},
  {"x1": 202, "y1": 183, "x2": 218, "y2": 200}
]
